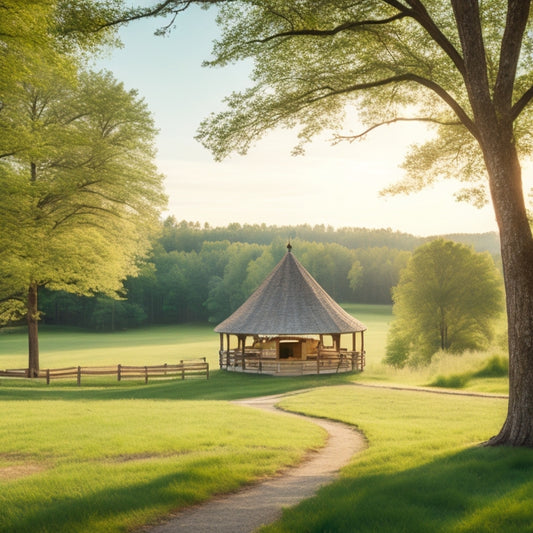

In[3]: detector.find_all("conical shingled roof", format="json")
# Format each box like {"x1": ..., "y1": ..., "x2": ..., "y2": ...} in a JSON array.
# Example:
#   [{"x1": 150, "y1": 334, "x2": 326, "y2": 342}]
[{"x1": 215, "y1": 248, "x2": 366, "y2": 335}]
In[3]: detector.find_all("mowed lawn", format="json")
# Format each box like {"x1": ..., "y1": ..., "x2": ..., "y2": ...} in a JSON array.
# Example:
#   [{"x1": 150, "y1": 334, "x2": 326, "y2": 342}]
[
  {"x1": 0, "y1": 395, "x2": 325, "y2": 533},
  {"x1": 1, "y1": 305, "x2": 528, "y2": 532},
  {"x1": 0, "y1": 304, "x2": 393, "y2": 372},
  {"x1": 0, "y1": 323, "x2": 221, "y2": 370},
  {"x1": 266, "y1": 386, "x2": 531, "y2": 533}
]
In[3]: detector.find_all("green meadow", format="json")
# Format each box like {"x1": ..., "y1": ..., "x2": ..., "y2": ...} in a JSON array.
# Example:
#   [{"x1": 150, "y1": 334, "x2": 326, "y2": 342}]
[{"x1": 0, "y1": 304, "x2": 526, "y2": 533}]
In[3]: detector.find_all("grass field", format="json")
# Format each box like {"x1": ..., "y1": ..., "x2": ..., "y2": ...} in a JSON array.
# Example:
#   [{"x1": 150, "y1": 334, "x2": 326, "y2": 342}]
[
  {"x1": 0, "y1": 322, "x2": 220, "y2": 369},
  {"x1": 0, "y1": 304, "x2": 522, "y2": 532},
  {"x1": 265, "y1": 386, "x2": 531, "y2": 533},
  {"x1": 0, "y1": 304, "x2": 508, "y2": 394},
  {"x1": 0, "y1": 396, "x2": 325, "y2": 533}
]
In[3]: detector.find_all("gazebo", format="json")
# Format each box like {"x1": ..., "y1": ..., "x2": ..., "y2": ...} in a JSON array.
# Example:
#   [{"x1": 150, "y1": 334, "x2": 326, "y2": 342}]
[{"x1": 215, "y1": 244, "x2": 367, "y2": 375}]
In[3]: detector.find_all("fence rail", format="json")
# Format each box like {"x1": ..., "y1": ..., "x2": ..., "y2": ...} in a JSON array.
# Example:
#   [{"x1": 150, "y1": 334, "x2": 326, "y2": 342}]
[
  {"x1": 219, "y1": 350, "x2": 365, "y2": 375},
  {"x1": 0, "y1": 359, "x2": 209, "y2": 385}
]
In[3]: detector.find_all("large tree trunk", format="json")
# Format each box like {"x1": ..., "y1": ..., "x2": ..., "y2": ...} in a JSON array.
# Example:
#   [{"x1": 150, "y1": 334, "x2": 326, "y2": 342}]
[
  {"x1": 27, "y1": 282, "x2": 40, "y2": 378},
  {"x1": 452, "y1": 0, "x2": 533, "y2": 445},
  {"x1": 483, "y1": 140, "x2": 533, "y2": 447}
]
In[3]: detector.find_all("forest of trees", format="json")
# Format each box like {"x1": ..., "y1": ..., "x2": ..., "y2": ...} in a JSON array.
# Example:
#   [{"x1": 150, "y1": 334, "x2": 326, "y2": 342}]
[{"x1": 37, "y1": 218, "x2": 501, "y2": 330}]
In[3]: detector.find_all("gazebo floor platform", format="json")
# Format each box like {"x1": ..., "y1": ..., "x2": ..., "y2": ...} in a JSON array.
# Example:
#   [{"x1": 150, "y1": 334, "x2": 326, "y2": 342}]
[{"x1": 219, "y1": 351, "x2": 365, "y2": 376}]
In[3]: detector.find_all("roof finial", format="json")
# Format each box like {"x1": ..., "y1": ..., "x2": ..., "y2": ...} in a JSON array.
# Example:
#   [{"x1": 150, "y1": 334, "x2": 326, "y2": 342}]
[{"x1": 287, "y1": 240, "x2": 292, "y2": 253}]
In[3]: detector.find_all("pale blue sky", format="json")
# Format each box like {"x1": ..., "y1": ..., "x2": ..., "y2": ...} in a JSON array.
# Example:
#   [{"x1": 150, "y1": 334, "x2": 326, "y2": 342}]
[{"x1": 93, "y1": 4, "x2": 507, "y2": 237}]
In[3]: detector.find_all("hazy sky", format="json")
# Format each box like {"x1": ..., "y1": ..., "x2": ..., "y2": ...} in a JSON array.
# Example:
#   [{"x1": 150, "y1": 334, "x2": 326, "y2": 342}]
[{"x1": 93, "y1": 5, "x2": 515, "y2": 237}]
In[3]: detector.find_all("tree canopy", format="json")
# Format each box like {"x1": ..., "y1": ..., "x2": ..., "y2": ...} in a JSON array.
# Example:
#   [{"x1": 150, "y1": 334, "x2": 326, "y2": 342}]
[
  {"x1": 385, "y1": 239, "x2": 503, "y2": 368},
  {"x1": 34, "y1": 219, "x2": 499, "y2": 330},
  {"x1": 193, "y1": 0, "x2": 532, "y2": 200},
  {"x1": 0, "y1": 1, "x2": 166, "y2": 373}
]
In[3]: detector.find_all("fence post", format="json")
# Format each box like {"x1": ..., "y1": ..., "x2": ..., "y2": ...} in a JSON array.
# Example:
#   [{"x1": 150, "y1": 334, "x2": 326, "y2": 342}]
[
  {"x1": 206, "y1": 363, "x2": 209, "y2": 380},
  {"x1": 46, "y1": 368, "x2": 50, "y2": 385},
  {"x1": 164, "y1": 363, "x2": 167, "y2": 376},
  {"x1": 77, "y1": 366, "x2": 81, "y2": 386},
  {"x1": 144, "y1": 366, "x2": 148, "y2": 384},
  {"x1": 181, "y1": 360, "x2": 185, "y2": 380},
  {"x1": 117, "y1": 364, "x2": 121, "y2": 381}
]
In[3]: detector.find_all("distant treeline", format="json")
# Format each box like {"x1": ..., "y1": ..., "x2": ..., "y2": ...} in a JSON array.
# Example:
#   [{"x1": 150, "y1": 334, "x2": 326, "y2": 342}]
[{"x1": 40, "y1": 218, "x2": 501, "y2": 330}]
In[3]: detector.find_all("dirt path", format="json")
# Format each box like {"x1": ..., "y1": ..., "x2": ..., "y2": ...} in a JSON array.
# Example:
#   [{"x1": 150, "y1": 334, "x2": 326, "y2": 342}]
[
  {"x1": 352, "y1": 381, "x2": 508, "y2": 399},
  {"x1": 144, "y1": 393, "x2": 366, "y2": 533}
]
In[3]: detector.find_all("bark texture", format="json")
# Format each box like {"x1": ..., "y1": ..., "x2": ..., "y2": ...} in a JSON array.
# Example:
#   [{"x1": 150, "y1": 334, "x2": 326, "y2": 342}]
[
  {"x1": 27, "y1": 283, "x2": 40, "y2": 378},
  {"x1": 452, "y1": 0, "x2": 533, "y2": 446}
]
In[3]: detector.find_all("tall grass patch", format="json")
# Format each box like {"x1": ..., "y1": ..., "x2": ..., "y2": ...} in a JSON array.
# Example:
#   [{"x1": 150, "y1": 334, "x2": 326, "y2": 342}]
[
  {"x1": 260, "y1": 385, "x2": 531, "y2": 533},
  {"x1": 428, "y1": 353, "x2": 509, "y2": 394}
]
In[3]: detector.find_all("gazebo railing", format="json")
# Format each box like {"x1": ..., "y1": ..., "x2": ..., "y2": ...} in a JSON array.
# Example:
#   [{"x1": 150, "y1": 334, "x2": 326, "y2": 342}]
[{"x1": 219, "y1": 349, "x2": 365, "y2": 375}]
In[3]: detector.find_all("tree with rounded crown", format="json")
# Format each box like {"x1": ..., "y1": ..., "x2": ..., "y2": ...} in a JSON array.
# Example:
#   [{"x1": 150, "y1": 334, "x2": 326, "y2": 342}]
[
  {"x1": 0, "y1": 1, "x2": 166, "y2": 375},
  {"x1": 384, "y1": 239, "x2": 504, "y2": 368},
  {"x1": 114, "y1": 0, "x2": 533, "y2": 446}
]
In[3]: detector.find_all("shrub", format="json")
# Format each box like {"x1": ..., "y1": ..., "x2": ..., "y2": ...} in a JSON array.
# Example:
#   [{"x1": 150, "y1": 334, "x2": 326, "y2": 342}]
[
  {"x1": 430, "y1": 373, "x2": 472, "y2": 389},
  {"x1": 473, "y1": 354, "x2": 509, "y2": 378}
]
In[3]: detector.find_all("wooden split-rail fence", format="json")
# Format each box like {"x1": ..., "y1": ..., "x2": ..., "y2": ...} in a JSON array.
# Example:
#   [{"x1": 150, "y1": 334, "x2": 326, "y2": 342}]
[{"x1": 0, "y1": 358, "x2": 209, "y2": 385}]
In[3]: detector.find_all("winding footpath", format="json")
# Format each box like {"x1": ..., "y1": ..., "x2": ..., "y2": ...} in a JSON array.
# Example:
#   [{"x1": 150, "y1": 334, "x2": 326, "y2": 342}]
[{"x1": 145, "y1": 393, "x2": 366, "y2": 533}]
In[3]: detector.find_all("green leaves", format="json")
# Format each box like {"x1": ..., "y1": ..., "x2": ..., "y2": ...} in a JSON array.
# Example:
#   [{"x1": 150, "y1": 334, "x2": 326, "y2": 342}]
[
  {"x1": 0, "y1": 67, "x2": 165, "y2": 301},
  {"x1": 385, "y1": 239, "x2": 504, "y2": 367},
  {"x1": 0, "y1": 3, "x2": 166, "y2": 372},
  {"x1": 192, "y1": 0, "x2": 533, "y2": 211},
  {"x1": 197, "y1": 1, "x2": 465, "y2": 157}
]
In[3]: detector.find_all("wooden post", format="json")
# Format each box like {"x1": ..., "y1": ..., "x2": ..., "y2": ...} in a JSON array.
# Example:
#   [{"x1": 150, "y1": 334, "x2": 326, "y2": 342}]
[
  {"x1": 361, "y1": 331, "x2": 365, "y2": 370},
  {"x1": 118, "y1": 364, "x2": 122, "y2": 381},
  {"x1": 144, "y1": 366, "x2": 148, "y2": 384},
  {"x1": 77, "y1": 366, "x2": 81, "y2": 386},
  {"x1": 46, "y1": 368, "x2": 50, "y2": 385},
  {"x1": 358, "y1": 331, "x2": 364, "y2": 371},
  {"x1": 181, "y1": 360, "x2": 185, "y2": 380}
]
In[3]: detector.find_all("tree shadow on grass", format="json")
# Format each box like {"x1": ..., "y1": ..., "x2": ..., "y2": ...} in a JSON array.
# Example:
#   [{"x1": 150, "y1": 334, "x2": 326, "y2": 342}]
[
  {"x1": 2, "y1": 455, "x2": 244, "y2": 533},
  {"x1": 265, "y1": 445, "x2": 533, "y2": 533},
  {"x1": 6, "y1": 441, "x2": 533, "y2": 533},
  {"x1": 0, "y1": 370, "x2": 356, "y2": 402}
]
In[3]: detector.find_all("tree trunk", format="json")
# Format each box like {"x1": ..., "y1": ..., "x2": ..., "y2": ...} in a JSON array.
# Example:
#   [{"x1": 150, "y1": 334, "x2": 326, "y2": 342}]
[
  {"x1": 483, "y1": 140, "x2": 533, "y2": 447},
  {"x1": 450, "y1": 0, "x2": 533, "y2": 446},
  {"x1": 27, "y1": 282, "x2": 40, "y2": 377}
]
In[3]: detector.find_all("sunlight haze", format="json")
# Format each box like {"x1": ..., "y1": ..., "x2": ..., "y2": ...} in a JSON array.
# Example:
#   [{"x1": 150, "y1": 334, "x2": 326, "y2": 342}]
[{"x1": 93, "y1": 5, "x2": 518, "y2": 237}]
